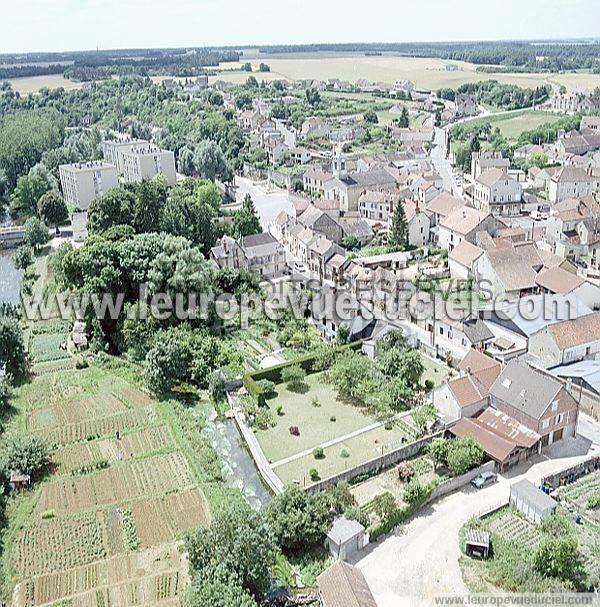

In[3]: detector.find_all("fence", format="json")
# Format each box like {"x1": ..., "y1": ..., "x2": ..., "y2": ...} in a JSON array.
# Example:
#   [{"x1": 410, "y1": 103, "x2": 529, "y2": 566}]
[{"x1": 305, "y1": 431, "x2": 444, "y2": 494}]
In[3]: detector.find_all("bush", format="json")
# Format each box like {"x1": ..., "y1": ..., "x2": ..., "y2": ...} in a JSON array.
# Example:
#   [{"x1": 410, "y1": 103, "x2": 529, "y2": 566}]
[
  {"x1": 276, "y1": 404, "x2": 284, "y2": 416},
  {"x1": 424, "y1": 379, "x2": 435, "y2": 391},
  {"x1": 257, "y1": 379, "x2": 276, "y2": 398},
  {"x1": 309, "y1": 468, "x2": 320, "y2": 481},
  {"x1": 289, "y1": 426, "x2": 300, "y2": 436},
  {"x1": 372, "y1": 492, "x2": 397, "y2": 519},
  {"x1": 330, "y1": 416, "x2": 336, "y2": 422},
  {"x1": 281, "y1": 364, "x2": 306, "y2": 391},
  {"x1": 446, "y1": 438, "x2": 484, "y2": 476},
  {"x1": 253, "y1": 407, "x2": 275, "y2": 430},
  {"x1": 311, "y1": 396, "x2": 321, "y2": 408},
  {"x1": 313, "y1": 447, "x2": 325, "y2": 460},
  {"x1": 588, "y1": 494, "x2": 600, "y2": 509},
  {"x1": 340, "y1": 448, "x2": 350, "y2": 459},
  {"x1": 397, "y1": 461, "x2": 415, "y2": 481},
  {"x1": 402, "y1": 478, "x2": 429, "y2": 506}
]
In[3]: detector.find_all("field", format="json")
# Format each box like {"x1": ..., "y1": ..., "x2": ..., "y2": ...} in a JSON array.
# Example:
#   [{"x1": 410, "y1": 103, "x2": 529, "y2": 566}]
[
  {"x1": 7, "y1": 74, "x2": 84, "y2": 93},
  {"x1": 5, "y1": 364, "x2": 212, "y2": 606},
  {"x1": 212, "y1": 53, "x2": 600, "y2": 92},
  {"x1": 253, "y1": 371, "x2": 421, "y2": 486}
]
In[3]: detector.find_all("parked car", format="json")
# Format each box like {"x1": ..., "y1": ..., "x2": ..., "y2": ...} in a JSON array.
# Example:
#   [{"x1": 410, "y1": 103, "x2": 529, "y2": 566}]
[
  {"x1": 576, "y1": 259, "x2": 588, "y2": 269},
  {"x1": 471, "y1": 471, "x2": 497, "y2": 489}
]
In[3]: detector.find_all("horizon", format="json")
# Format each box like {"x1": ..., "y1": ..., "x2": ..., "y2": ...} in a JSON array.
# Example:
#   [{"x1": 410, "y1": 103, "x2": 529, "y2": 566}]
[{"x1": 3, "y1": 0, "x2": 599, "y2": 55}]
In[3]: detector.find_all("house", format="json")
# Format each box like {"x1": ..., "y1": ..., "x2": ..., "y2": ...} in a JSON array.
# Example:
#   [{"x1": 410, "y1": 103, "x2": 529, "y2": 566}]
[
  {"x1": 9, "y1": 470, "x2": 31, "y2": 492},
  {"x1": 426, "y1": 192, "x2": 465, "y2": 234},
  {"x1": 471, "y1": 152, "x2": 510, "y2": 180},
  {"x1": 317, "y1": 561, "x2": 377, "y2": 607},
  {"x1": 358, "y1": 190, "x2": 397, "y2": 222},
  {"x1": 544, "y1": 196, "x2": 600, "y2": 265},
  {"x1": 308, "y1": 236, "x2": 344, "y2": 279},
  {"x1": 547, "y1": 166, "x2": 597, "y2": 203},
  {"x1": 303, "y1": 166, "x2": 334, "y2": 196},
  {"x1": 534, "y1": 266, "x2": 600, "y2": 310},
  {"x1": 456, "y1": 93, "x2": 478, "y2": 117},
  {"x1": 450, "y1": 408, "x2": 541, "y2": 471},
  {"x1": 528, "y1": 312, "x2": 600, "y2": 367},
  {"x1": 434, "y1": 362, "x2": 501, "y2": 424},
  {"x1": 489, "y1": 359, "x2": 579, "y2": 446},
  {"x1": 449, "y1": 240, "x2": 484, "y2": 280},
  {"x1": 287, "y1": 147, "x2": 311, "y2": 165},
  {"x1": 510, "y1": 480, "x2": 557, "y2": 523},
  {"x1": 297, "y1": 204, "x2": 344, "y2": 243},
  {"x1": 301, "y1": 116, "x2": 331, "y2": 139},
  {"x1": 403, "y1": 200, "x2": 431, "y2": 247},
  {"x1": 473, "y1": 168, "x2": 522, "y2": 216},
  {"x1": 581, "y1": 116, "x2": 600, "y2": 132},
  {"x1": 553, "y1": 91, "x2": 600, "y2": 113},
  {"x1": 210, "y1": 233, "x2": 286, "y2": 277},
  {"x1": 438, "y1": 207, "x2": 500, "y2": 252},
  {"x1": 325, "y1": 517, "x2": 370, "y2": 561}
]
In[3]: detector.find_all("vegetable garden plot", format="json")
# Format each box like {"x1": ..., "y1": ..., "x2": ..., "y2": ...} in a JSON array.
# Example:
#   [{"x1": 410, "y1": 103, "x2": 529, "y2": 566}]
[
  {"x1": 487, "y1": 511, "x2": 541, "y2": 549},
  {"x1": 13, "y1": 514, "x2": 107, "y2": 578},
  {"x1": 35, "y1": 453, "x2": 196, "y2": 516},
  {"x1": 38, "y1": 406, "x2": 157, "y2": 448}
]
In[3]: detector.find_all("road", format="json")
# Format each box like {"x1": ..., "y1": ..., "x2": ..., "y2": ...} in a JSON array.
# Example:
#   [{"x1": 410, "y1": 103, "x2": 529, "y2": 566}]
[
  {"x1": 354, "y1": 426, "x2": 599, "y2": 607},
  {"x1": 235, "y1": 176, "x2": 294, "y2": 230}
]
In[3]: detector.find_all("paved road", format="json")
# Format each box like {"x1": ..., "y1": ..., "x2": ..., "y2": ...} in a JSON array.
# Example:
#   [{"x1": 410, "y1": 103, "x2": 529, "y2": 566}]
[
  {"x1": 235, "y1": 176, "x2": 294, "y2": 231},
  {"x1": 354, "y1": 433, "x2": 599, "y2": 607}
]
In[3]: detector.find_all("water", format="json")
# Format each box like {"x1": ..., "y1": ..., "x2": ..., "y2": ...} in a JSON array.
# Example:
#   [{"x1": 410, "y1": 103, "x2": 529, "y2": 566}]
[
  {"x1": 202, "y1": 410, "x2": 272, "y2": 509},
  {"x1": 0, "y1": 251, "x2": 21, "y2": 305}
]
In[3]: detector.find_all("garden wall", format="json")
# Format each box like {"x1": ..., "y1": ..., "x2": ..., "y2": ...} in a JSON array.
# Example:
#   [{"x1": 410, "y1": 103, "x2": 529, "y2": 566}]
[
  {"x1": 427, "y1": 461, "x2": 495, "y2": 503},
  {"x1": 305, "y1": 431, "x2": 444, "y2": 494},
  {"x1": 541, "y1": 455, "x2": 600, "y2": 491}
]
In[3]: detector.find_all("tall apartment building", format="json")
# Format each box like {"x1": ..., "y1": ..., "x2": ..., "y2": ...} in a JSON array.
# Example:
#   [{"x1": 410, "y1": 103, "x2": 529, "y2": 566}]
[
  {"x1": 102, "y1": 139, "x2": 177, "y2": 185},
  {"x1": 59, "y1": 161, "x2": 119, "y2": 211}
]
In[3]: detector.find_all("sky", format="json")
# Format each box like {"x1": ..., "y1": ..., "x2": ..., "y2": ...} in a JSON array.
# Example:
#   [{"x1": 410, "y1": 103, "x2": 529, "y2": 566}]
[{"x1": 1, "y1": 0, "x2": 599, "y2": 54}]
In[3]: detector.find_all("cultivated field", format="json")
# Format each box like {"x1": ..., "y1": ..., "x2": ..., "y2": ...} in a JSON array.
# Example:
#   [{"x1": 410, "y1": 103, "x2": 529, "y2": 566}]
[
  {"x1": 7, "y1": 74, "x2": 84, "y2": 93},
  {"x1": 5, "y1": 365, "x2": 211, "y2": 606},
  {"x1": 213, "y1": 53, "x2": 600, "y2": 92}
]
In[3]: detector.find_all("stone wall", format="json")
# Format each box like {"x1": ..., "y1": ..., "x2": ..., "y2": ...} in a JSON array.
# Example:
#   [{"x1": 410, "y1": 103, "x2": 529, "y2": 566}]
[
  {"x1": 427, "y1": 461, "x2": 496, "y2": 503},
  {"x1": 541, "y1": 455, "x2": 600, "y2": 491}
]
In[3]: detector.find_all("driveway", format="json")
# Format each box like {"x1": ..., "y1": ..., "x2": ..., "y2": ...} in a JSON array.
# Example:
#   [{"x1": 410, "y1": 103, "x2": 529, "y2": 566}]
[
  {"x1": 234, "y1": 176, "x2": 294, "y2": 230},
  {"x1": 353, "y1": 433, "x2": 599, "y2": 607}
]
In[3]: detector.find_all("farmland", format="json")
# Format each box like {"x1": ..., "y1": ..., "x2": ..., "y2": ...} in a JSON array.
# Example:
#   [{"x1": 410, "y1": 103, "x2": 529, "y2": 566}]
[
  {"x1": 7, "y1": 74, "x2": 84, "y2": 94},
  {"x1": 212, "y1": 53, "x2": 600, "y2": 92},
  {"x1": 3, "y1": 362, "x2": 216, "y2": 606}
]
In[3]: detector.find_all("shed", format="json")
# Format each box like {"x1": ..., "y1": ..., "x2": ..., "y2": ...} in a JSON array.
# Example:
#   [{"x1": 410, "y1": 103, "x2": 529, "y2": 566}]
[
  {"x1": 510, "y1": 479, "x2": 557, "y2": 523},
  {"x1": 9, "y1": 470, "x2": 31, "y2": 491},
  {"x1": 317, "y1": 561, "x2": 377, "y2": 607},
  {"x1": 325, "y1": 516, "x2": 369, "y2": 561},
  {"x1": 465, "y1": 528, "x2": 490, "y2": 559}
]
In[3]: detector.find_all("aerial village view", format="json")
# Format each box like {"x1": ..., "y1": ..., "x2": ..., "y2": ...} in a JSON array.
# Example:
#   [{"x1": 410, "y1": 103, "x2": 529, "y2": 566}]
[{"x1": 1, "y1": 1, "x2": 600, "y2": 606}]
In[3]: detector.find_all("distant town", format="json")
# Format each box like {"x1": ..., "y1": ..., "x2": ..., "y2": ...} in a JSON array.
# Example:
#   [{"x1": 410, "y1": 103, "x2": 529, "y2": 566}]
[{"x1": 1, "y1": 36, "x2": 600, "y2": 607}]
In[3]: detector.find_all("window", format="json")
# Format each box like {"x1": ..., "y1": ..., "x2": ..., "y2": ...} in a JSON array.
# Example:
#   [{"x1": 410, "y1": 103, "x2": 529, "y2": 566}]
[
  {"x1": 541, "y1": 419, "x2": 550, "y2": 430},
  {"x1": 556, "y1": 413, "x2": 565, "y2": 425},
  {"x1": 551, "y1": 401, "x2": 558, "y2": 412}
]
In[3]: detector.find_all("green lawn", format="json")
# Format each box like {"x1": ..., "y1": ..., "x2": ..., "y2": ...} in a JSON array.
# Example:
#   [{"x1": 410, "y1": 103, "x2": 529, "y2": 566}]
[
  {"x1": 422, "y1": 355, "x2": 453, "y2": 387},
  {"x1": 494, "y1": 110, "x2": 564, "y2": 142}
]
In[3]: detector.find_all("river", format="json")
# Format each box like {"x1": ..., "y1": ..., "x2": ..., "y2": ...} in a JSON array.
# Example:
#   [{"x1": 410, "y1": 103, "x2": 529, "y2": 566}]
[{"x1": 0, "y1": 209, "x2": 22, "y2": 305}]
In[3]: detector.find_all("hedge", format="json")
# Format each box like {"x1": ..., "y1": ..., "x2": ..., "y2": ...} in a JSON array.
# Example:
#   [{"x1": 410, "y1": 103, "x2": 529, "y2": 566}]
[{"x1": 243, "y1": 341, "x2": 362, "y2": 407}]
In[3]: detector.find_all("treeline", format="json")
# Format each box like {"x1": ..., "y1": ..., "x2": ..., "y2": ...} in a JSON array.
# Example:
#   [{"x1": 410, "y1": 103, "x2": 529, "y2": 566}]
[
  {"x1": 438, "y1": 80, "x2": 549, "y2": 110},
  {"x1": 257, "y1": 41, "x2": 600, "y2": 71},
  {"x1": 0, "y1": 48, "x2": 240, "y2": 81}
]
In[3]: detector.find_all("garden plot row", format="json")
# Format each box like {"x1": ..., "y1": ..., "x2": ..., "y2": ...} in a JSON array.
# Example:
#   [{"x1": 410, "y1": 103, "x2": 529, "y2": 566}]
[
  {"x1": 13, "y1": 543, "x2": 187, "y2": 607},
  {"x1": 34, "y1": 453, "x2": 195, "y2": 517},
  {"x1": 37, "y1": 406, "x2": 157, "y2": 448},
  {"x1": 130, "y1": 488, "x2": 210, "y2": 548},
  {"x1": 559, "y1": 471, "x2": 600, "y2": 503},
  {"x1": 53, "y1": 426, "x2": 173, "y2": 474},
  {"x1": 487, "y1": 511, "x2": 541, "y2": 549}
]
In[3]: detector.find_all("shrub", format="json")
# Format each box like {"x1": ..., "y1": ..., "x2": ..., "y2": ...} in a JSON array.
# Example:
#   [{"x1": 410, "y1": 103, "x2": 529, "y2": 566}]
[
  {"x1": 330, "y1": 416, "x2": 336, "y2": 422},
  {"x1": 340, "y1": 448, "x2": 350, "y2": 459},
  {"x1": 41, "y1": 509, "x2": 55, "y2": 519},
  {"x1": 276, "y1": 404, "x2": 284, "y2": 416},
  {"x1": 402, "y1": 478, "x2": 429, "y2": 506},
  {"x1": 313, "y1": 447, "x2": 325, "y2": 460},
  {"x1": 281, "y1": 364, "x2": 306, "y2": 392},
  {"x1": 588, "y1": 494, "x2": 600, "y2": 509},
  {"x1": 253, "y1": 408, "x2": 275, "y2": 430},
  {"x1": 257, "y1": 379, "x2": 276, "y2": 398},
  {"x1": 75, "y1": 356, "x2": 89, "y2": 370},
  {"x1": 289, "y1": 426, "x2": 300, "y2": 436},
  {"x1": 309, "y1": 468, "x2": 320, "y2": 481},
  {"x1": 372, "y1": 492, "x2": 397, "y2": 519},
  {"x1": 384, "y1": 422, "x2": 393, "y2": 431},
  {"x1": 446, "y1": 437, "x2": 484, "y2": 476},
  {"x1": 344, "y1": 505, "x2": 369, "y2": 528},
  {"x1": 397, "y1": 461, "x2": 415, "y2": 481},
  {"x1": 424, "y1": 379, "x2": 435, "y2": 391},
  {"x1": 311, "y1": 396, "x2": 321, "y2": 408}
]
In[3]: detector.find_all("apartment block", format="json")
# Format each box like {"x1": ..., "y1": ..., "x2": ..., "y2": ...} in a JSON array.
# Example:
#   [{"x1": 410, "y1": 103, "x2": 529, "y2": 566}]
[
  {"x1": 121, "y1": 145, "x2": 177, "y2": 186},
  {"x1": 101, "y1": 139, "x2": 147, "y2": 173},
  {"x1": 59, "y1": 161, "x2": 119, "y2": 211}
]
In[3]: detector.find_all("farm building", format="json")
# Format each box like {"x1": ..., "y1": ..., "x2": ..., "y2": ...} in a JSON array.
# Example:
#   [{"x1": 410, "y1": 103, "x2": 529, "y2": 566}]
[
  {"x1": 325, "y1": 516, "x2": 369, "y2": 561},
  {"x1": 509, "y1": 479, "x2": 557, "y2": 523},
  {"x1": 318, "y1": 561, "x2": 377, "y2": 607}
]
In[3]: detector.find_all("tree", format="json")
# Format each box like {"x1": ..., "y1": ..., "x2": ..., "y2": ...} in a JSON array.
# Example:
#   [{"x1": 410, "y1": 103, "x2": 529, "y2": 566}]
[
  {"x1": 378, "y1": 347, "x2": 424, "y2": 389},
  {"x1": 305, "y1": 88, "x2": 321, "y2": 107},
  {"x1": 267, "y1": 485, "x2": 331, "y2": 553},
  {"x1": 186, "y1": 576, "x2": 257, "y2": 607},
  {"x1": 389, "y1": 203, "x2": 409, "y2": 249},
  {"x1": 364, "y1": 109, "x2": 378, "y2": 124},
  {"x1": 0, "y1": 436, "x2": 49, "y2": 480},
  {"x1": 9, "y1": 173, "x2": 50, "y2": 216},
  {"x1": 399, "y1": 107, "x2": 410, "y2": 128},
  {"x1": 186, "y1": 499, "x2": 275, "y2": 599},
  {"x1": 37, "y1": 190, "x2": 68, "y2": 230},
  {"x1": 241, "y1": 62, "x2": 253, "y2": 72},
  {"x1": 193, "y1": 140, "x2": 230, "y2": 182},
  {"x1": 527, "y1": 151, "x2": 549, "y2": 170},
  {"x1": 428, "y1": 437, "x2": 449, "y2": 468},
  {"x1": 341, "y1": 235, "x2": 360, "y2": 251},
  {"x1": 534, "y1": 535, "x2": 583, "y2": 585},
  {"x1": 0, "y1": 379, "x2": 10, "y2": 412},
  {"x1": 258, "y1": 63, "x2": 271, "y2": 73},
  {"x1": 446, "y1": 437, "x2": 484, "y2": 475},
  {"x1": 434, "y1": 108, "x2": 442, "y2": 127},
  {"x1": 13, "y1": 245, "x2": 34, "y2": 270},
  {"x1": 88, "y1": 188, "x2": 135, "y2": 234},
  {"x1": 23, "y1": 216, "x2": 49, "y2": 250},
  {"x1": 280, "y1": 364, "x2": 306, "y2": 392},
  {"x1": 231, "y1": 194, "x2": 261, "y2": 238},
  {"x1": 402, "y1": 478, "x2": 429, "y2": 505},
  {"x1": 131, "y1": 176, "x2": 168, "y2": 233}
]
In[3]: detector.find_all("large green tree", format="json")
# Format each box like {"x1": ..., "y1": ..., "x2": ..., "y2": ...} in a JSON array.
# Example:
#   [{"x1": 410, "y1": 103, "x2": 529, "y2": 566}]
[
  {"x1": 231, "y1": 194, "x2": 261, "y2": 238},
  {"x1": 37, "y1": 190, "x2": 69, "y2": 230},
  {"x1": 389, "y1": 202, "x2": 409, "y2": 250}
]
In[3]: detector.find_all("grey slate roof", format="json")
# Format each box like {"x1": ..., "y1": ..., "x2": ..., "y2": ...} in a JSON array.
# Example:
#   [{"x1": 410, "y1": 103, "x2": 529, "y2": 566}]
[
  {"x1": 489, "y1": 359, "x2": 562, "y2": 420},
  {"x1": 327, "y1": 516, "x2": 365, "y2": 545}
]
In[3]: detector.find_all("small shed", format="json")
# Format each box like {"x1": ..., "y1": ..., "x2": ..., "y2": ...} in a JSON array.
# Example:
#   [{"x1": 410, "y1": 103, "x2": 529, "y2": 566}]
[
  {"x1": 9, "y1": 470, "x2": 31, "y2": 491},
  {"x1": 510, "y1": 479, "x2": 557, "y2": 523},
  {"x1": 325, "y1": 517, "x2": 369, "y2": 561},
  {"x1": 71, "y1": 320, "x2": 88, "y2": 351},
  {"x1": 465, "y1": 528, "x2": 490, "y2": 559}
]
